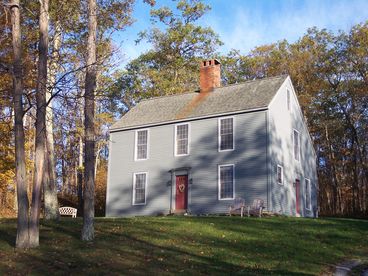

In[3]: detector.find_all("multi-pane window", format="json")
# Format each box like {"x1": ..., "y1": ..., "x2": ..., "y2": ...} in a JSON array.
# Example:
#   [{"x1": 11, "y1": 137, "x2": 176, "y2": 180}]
[
  {"x1": 219, "y1": 117, "x2": 234, "y2": 151},
  {"x1": 175, "y1": 124, "x2": 189, "y2": 155},
  {"x1": 277, "y1": 165, "x2": 283, "y2": 185},
  {"x1": 133, "y1": 173, "x2": 147, "y2": 205},
  {"x1": 293, "y1": 129, "x2": 300, "y2": 161},
  {"x1": 136, "y1": 130, "x2": 148, "y2": 160},
  {"x1": 287, "y1": 89, "x2": 291, "y2": 111},
  {"x1": 305, "y1": 178, "x2": 311, "y2": 210},
  {"x1": 219, "y1": 165, "x2": 234, "y2": 200}
]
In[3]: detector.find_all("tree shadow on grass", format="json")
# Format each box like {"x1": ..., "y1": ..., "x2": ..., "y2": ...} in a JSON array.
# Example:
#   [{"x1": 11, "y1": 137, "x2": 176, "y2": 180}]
[
  {"x1": 0, "y1": 228, "x2": 15, "y2": 247},
  {"x1": 0, "y1": 219, "x2": 16, "y2": 248},
  {"x1": 1, "y1": 217, "x2": 367, "y2": 275},
  {"x1": 0, "y1": 217, "x2": 312, "y2": 275}
]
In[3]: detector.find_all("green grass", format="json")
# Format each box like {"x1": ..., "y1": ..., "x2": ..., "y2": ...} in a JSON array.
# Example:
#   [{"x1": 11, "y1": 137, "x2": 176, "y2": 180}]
[{"x1": 0, "y1": 216, "x2": 367, "y2": 275}]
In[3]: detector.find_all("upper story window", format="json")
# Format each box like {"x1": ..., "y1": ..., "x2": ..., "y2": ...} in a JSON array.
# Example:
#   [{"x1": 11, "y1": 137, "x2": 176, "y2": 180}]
[
  {"x1": 287, "y1": 89, "x2": 291, "y2": 111},
  {"x1": 218, "y1": 164, "x2": 235, "y2": 200},
  {"x1": 133, "y1": 172, "x2": 147, "y2": 205},
  {"x1": 135, "y1": 129, "x2": 148, "y2": 160},
  {"x1": 305, "y1": 178, "x2": 311, "y2": 210},
  {"x1": 277, "y1": 165, "x2": 283, "y2": 185},
  {"x1": 175, "y1": 123, "x2": 189, "y2": 156},
  {"x1": 219, "y1": 117, "x2": 234, "y2": 151},
  {"x1": 293, "y1": 129, "x2": 300, "y2": 161}
]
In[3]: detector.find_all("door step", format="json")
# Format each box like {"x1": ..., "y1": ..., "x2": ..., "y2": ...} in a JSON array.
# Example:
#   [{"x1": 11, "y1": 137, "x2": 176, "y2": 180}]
[{"x1": 172, "y1": 209, "x2": 188, "y2": 215}]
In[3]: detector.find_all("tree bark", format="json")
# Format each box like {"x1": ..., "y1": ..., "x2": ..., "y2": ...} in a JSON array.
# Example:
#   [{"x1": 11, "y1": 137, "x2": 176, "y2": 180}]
[
  {"x1": 82, "y1": 0, "x2": 97, "y2": 241},
  {"x1": 10, "y1": 0, "x2": 30, "y2": 249},
  {"x1": 78, "y1": 135, "x2": 83, "y2": 216},
  {"x1": 94, "y1": 143, "x2": 101, "y2": 178},
  {"x1": 325, "y1": 125, "x2": 339, "y2": 214},
  {"x1": 43, "y1": 21, "x2": 62, "y2": 220},
  {"x1": 29, "y1": 0, "x2": 49, "y2": 247}
]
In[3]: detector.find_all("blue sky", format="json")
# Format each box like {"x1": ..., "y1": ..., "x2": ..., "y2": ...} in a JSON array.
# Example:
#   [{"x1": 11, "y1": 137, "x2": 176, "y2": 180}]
[{"x1": 114, "y1": 0, "x2": 368, "y2": 65}]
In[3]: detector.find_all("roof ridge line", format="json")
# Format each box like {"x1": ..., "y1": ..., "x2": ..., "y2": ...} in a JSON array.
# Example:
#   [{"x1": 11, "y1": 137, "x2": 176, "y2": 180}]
[
  {"x1": 215, "y1": 74, "x2": 288, "y2": 90},
  {"x1": 139, "y1": 74, "x2": 288, "y2": 102}
]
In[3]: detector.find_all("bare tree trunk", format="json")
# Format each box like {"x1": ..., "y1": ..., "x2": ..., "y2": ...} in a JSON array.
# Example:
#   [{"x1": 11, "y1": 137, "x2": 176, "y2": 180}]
[
  {"x1": 10, "y1": 0, "x2": 30, "y2": 249},
  {"x1": 61, "y1": 157, "x2": 65, "y2": 195},
  {"x1": 95, "y1": 143, "x2": 101, "y2": 178},
  {"x1": 43, "y1": 21, "x2": 62, "y2": 220},
  {"x1": 82, "y1": 0, "x2": 97, "y2": 241},
  {"x1": 78, "y1": 135, "x2": 83, "y2": 215},
  {"x1": 29, "y1": 0, "x2": 49, "y2": 247},
  {"x1": 325, "y1": 125, "x2": 339, "y2": 214}
]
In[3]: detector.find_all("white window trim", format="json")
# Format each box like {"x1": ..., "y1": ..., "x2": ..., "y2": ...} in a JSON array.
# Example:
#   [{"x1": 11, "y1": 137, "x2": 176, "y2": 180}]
[
  {"x1": 277, "y1": 164, "x2": 284, "y2": 185},
  {"x1": 218, "y1": 116, "x2": 235, "y2": 152},
  {"x1": 174, "y1": 123, "x2": 190, "y2": 157},
  {"x1": 218, "y1": 164, "x2": 235, "y2": 200},
  {"x1": 134, "y1": 129, "x2": 149, "y2": 161},
  {"x1": 293, "y1": 129, "x2": 300, "y2": 162},
  {"x1": 305, "y1": 178, "x2": 311, "y2": 211},
  {"x1": 132, "y1": 172, "x2": 148, "y2": 205}
]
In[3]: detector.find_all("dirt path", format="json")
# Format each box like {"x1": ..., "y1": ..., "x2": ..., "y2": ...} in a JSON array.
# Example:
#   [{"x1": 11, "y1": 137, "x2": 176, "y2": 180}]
[{"x1": 334, "y1": 260, "x2": 368, "y2": 276}]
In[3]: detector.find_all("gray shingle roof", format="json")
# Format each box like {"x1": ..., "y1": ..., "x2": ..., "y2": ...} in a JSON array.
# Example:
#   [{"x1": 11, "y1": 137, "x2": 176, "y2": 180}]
[{"x1": 110, "y1": 75, "x2": 288, "y2": 131}]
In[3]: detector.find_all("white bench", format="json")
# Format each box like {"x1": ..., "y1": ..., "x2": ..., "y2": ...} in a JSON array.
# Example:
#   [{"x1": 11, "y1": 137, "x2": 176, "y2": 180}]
[{"x1": 59, "y1": 207, "x2": 77, "y2": 218}]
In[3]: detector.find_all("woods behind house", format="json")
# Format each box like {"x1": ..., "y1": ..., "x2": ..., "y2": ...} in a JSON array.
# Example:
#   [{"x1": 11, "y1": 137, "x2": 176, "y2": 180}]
[{"x1": 0, "y1": 0, "x2": 367, "y2": 244}]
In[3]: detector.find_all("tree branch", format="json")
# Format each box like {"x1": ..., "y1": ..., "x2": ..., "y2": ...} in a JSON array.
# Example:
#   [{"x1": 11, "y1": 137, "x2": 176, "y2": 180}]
[{"x1": 0, "y1": 61, "x2": 11, "y2": 73}]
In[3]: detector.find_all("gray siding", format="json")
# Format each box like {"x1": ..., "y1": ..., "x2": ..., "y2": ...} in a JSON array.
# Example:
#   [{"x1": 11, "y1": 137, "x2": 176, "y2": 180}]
[
  {"x1": 106, "y1": 111, "x2": 268, "y2": 217},
  {"x1": 268, "y1": 77, "x2": 318, "y2": 217},
  {"x1": 107, "y1": 77, "x2": 318, "y2": 218}
]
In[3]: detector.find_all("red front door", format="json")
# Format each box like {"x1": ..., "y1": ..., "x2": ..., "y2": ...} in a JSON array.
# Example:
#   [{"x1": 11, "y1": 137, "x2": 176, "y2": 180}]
[
  {"x1": 175, "y1": 175, "x2": 188, "y2": 210},
  {"x1": 295, "y1": 179, "x2": 300, "y2": 216}
]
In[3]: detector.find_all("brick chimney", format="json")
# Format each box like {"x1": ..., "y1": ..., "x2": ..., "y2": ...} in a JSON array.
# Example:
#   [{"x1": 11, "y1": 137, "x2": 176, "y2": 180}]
[{"x1": 199, "y1": 59, "x2": 221, "y2": 92}]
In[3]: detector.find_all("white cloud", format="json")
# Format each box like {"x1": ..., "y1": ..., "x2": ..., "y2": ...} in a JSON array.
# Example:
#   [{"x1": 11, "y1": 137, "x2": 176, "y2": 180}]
[
  {"x1": 204, "y1": 0, "x2": 368, "y2": 54},
  {"x1": 115, "y1": 0, "x2": 368, "y2": 66}
]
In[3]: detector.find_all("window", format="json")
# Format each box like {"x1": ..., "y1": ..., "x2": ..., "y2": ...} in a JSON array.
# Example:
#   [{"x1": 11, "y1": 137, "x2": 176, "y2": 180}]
[
  {"x1": 175, "y1": 124, "x2": 189, "y2": 156},
  {"x1": 305, "y1": 178, "x2": 311, "y2": 210},
  {"x1": 135, "y1": 129, "x2": 148, "y2": 160},
  {"x1": 133, "y1": 172, "x2": 147, "y2": 205},
  {"x1": 218, "y1": 164, "x2": 235, "y2": 200},
  {"x1": 219, "y1": 117, "x2": 234, "y2": 151},
  {"x1": 287, "y1": 89, "x2": 291, "y2": 111},
  {"x1": 293, "y1": 129, "x2": 300, "y2": 161},
  {"x1": 277, "y1": 165, "x2": 283, "y2": 185}
]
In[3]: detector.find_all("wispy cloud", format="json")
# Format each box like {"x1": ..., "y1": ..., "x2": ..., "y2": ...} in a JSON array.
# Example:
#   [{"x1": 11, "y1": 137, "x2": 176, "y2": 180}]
[
  {"x1": 115, "y1": 0, "x2": 368, "y2": 65},
  {"x1": 204, "y1": 0, "x2": 368, "y2": 54}
]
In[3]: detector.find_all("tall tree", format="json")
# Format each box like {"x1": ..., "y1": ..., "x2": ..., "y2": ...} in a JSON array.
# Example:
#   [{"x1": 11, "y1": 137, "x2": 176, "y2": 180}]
[
  {"x1": 9, "y1": 0, "x2": 30, "y2": 248},
  {"x1": 82, "y1": 0, "x2": 97, "y2": 241},
  {"x1": 29, "y1": 0, "x2": 49, "y2": 247},
  {"x1": 43, "y1": 19, "x2": 62, "y2": 220},
  {"x1": 118, "y1": 0, "x2": 222, "y2": 100}
]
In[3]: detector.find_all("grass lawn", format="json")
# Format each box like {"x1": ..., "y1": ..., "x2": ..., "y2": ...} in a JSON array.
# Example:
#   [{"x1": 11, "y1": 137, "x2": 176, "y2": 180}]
[{"x1": 0, "y1": 216, "x2": 367, "y2": 275}]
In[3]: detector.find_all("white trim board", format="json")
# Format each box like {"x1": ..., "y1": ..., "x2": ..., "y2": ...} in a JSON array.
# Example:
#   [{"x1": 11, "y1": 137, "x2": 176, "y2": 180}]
[
  {"x1": 134, "y1": 128, "x2": 149, "y2": 161},
  {"x1": 174, "y1": 122, "x2": 190, "y2": 157},
  {"x1": 218, "y1": 116, "x2": 235, "y2": 152},
  {"x1": 218, "y1": 164, "x2": 235, "y2": 200},
  {"x1": 132, "y1": 172, "x2": 148, "y2": 205}
]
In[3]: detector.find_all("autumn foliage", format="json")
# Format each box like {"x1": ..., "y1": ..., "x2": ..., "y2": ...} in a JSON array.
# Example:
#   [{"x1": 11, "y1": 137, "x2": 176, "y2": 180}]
[{"x1": 0, "y1": 0, "x2": 367, "y2": 221}]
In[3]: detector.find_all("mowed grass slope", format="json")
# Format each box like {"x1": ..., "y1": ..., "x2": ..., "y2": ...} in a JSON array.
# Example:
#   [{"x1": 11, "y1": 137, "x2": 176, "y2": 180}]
[{"x1": 0, "y1": 216, "x2": 367, "y2": 275}]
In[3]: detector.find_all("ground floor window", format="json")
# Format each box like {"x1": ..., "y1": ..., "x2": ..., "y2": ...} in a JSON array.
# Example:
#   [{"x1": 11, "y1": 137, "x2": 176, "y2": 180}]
[
  {"x1": 305, "y1": 178, "x2": 311, "y2": 210},
  {"x1": 218, "y1": 164, "x2": 235, "y2": 200},
  {"x1": 133, "y1": 172, "x2": 147, "y2": 205},
  {"x1": 277, "y1": 165, "x2": 283, "y2": 185}
]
